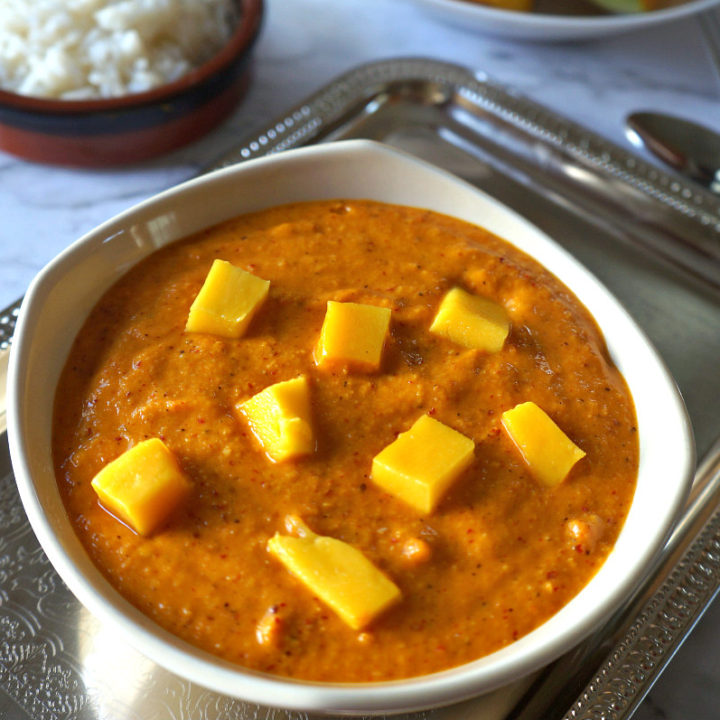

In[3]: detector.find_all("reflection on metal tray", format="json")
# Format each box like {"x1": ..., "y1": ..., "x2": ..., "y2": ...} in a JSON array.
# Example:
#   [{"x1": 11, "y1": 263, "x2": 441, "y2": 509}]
[{"x1": 3, "y1": 57, "x2": 720, "y2": 720}]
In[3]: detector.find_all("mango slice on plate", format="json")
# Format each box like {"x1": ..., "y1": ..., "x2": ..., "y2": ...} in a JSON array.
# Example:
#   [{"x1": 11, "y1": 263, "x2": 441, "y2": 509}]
[
  {"x1": 237, "y1": 375, "x2": 314, "y2": 462},
  {"x1": 90, "y1": 438, "x2": 190, "y2": 536},
  {"x1": 268, "y1": 516, "x2": 401, "y2": 630},
  {"x1": 371, "y1": 414, "x2": 475, "y2": 514},
  {"x1": 501, "y1": 401, "x2": 586, "y2": 486},
  {"x1": 429, "y1": 287, "x2": 510, "y2": 353},
  {"x1": 186, "y1": 259, "x2": 270, "y2": 338},
  {"x1": 315, "y1": 300, "x2": 391, "y2": 371}
]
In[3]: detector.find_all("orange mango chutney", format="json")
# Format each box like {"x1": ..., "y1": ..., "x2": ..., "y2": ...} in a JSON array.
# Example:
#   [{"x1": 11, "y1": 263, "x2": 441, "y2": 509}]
[{"x1": 53, "y1": 200, "x2": 638, "y2": 682}]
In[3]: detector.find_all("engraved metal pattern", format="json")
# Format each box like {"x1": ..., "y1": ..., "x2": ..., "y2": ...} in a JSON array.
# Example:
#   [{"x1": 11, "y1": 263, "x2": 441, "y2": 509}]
[
  {"x1": 0, "y1": 298, "x2": 21, "y2": 351},
  {"x1": 0, "y1": 454, "x2": 88, "y2": 720},
  {"x1": 562, "y1": 488, "x2": 720, "y2": 720}
]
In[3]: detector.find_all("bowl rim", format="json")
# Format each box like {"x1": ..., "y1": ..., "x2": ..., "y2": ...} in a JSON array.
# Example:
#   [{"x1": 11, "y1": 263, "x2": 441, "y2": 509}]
[
  {"x1": 411, "y1": 0, "x2": 720, "y2": 40},
  {"x1": 6, "y1": 139, "x2": 696, "y2": 714},
  {"x1": 0, "y1": 0, "x2": 263, "y2": 114},
  {"x1": 433, "y1": 0, "x2": 720, "y2": 23}
]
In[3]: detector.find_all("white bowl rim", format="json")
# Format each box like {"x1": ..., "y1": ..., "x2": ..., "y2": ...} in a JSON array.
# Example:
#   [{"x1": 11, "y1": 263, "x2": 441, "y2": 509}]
[
  {"x1": 411, "y1": 0, "x2": 720, "y2": 40},
  {"x1": 7, "y1": 138, "x2": 695, "y2": 714}
]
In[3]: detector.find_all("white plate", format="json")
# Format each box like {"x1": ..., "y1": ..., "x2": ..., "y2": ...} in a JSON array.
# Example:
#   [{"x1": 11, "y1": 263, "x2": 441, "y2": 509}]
[
  {"x1": 411, "y1": 0, "x2": 720, "y2": 40},
  {"x1": 7, "y1": 140, "x2": 694, "y2": 714}
]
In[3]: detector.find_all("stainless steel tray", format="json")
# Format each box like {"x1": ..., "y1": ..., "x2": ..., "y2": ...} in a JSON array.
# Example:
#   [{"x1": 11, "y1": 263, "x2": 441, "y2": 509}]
[{"x1": 3, "y1": 57, "x2": 720, "y2": 720}]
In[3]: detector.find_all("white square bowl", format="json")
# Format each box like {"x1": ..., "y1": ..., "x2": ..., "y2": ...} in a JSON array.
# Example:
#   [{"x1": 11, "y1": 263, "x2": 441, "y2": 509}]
[{"x1": 7, "y1": 139, "x2": 694, "y2": 714}]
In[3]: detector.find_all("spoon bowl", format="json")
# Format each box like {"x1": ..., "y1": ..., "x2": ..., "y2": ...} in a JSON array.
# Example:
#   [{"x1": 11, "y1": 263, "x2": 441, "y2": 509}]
[{"x1": 626, "y1": 111, "x2": 720, "y2": 193}]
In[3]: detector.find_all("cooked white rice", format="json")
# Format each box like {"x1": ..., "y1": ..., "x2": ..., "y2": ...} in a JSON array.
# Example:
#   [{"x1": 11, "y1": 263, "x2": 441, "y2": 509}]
[{"x1": 0, "y1": 0, "x2": 238, "y2": 99}]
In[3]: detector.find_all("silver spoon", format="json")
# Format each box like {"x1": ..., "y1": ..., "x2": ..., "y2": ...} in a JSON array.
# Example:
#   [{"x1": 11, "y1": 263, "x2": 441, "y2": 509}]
[{"x1": 625, "y1": 111, "x2": 720, "y2": 194}]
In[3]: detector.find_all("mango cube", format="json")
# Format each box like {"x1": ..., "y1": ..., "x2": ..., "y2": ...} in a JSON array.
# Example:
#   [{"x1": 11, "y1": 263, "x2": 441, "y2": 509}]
[
  {"x1": 371, "y1": 415, "x2": 475, "y2": 514},
  {"x1": 237, "y1": 375, "x2": 314, "y2": 462},
  {"x1": 315, "y1": 301, "x2": 391, "y2": 371},
  {"x1": 268, "y1": 517, "x2": 401, "y2": 630},
  {"x1": 186, "y1": 259, "x2": 270, "y2": 338},
  {"x1": 429, "y1": 287, "x2": 510, "y2": 352},
  {"x1": 501, "y1": 401, "x2": 586, "y2": 487},
  {"x1": 90, "y1": 438, "x2": 190, "y2": 536}
]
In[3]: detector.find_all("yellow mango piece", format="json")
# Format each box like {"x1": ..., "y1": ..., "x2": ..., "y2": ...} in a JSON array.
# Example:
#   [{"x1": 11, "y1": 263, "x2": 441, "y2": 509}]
[
  {"x1": 90, "y1": 438, "x2": 190, "y2": 536},
  {"x1": 371, "y1": 415, "x2": 475, "y2": 514},
  {"x1": 429, "y1": 287, "x2": 510, "y2": 352},
  {"x1": 267, "y1": 516, "x2": 401, "y2": 630},
  {"x1": 501, "y1": 402, "x2": 586, "y2": 487},
  {"x1": 315, "y1": 301, "x2": 391, "y2": 371},
  {"x1": 186, "y1": 259, "x2": 270, "y2": 338},
  {"x1": 237, "y1": 376, "x2": 314, "y2": 462}
]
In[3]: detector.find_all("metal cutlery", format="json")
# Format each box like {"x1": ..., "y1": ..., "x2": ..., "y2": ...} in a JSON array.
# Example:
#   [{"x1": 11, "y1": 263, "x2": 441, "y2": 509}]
[{"x1": 626, "y1": 111, "x2": 720, "y2": 194}]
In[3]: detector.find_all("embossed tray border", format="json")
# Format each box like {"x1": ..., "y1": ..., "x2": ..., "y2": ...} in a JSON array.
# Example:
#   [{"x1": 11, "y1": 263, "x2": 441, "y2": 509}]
[{"x1": 209, "y1": 56, "x2": 720, "y2": 288}]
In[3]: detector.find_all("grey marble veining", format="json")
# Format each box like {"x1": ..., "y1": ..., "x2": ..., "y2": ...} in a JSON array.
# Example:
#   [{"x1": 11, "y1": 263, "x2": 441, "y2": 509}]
[{"x1": 1, "y1": 2, "x2": 719, "y2": 718}]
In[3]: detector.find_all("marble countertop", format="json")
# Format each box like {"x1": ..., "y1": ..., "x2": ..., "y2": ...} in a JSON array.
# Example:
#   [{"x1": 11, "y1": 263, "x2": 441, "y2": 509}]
[{"x1": 2, "y1": 2, "x2": 719, "y2": 718}]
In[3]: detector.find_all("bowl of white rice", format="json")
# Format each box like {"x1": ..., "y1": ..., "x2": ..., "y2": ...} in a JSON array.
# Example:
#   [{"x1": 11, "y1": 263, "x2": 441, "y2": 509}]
[{"x1": 0, "y1": 0, "x2": 263, "y2": 166}]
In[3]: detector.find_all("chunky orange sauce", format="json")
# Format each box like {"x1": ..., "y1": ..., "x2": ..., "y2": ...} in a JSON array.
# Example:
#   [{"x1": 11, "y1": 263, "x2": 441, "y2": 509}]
[{"x1": 53, "y1": 200, "x2": 638, "y2": 681}]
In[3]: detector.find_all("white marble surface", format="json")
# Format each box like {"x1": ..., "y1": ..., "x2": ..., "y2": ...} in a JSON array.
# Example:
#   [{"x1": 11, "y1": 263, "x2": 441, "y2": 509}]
[{"x1": 2, "y1": 1, "x2": 720, "y2": 718}]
